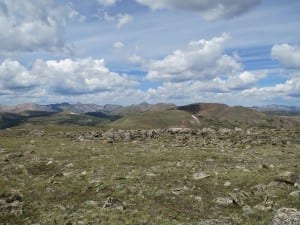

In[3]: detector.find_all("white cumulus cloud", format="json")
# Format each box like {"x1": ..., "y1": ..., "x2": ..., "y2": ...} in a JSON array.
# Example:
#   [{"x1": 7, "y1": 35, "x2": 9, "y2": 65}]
[
  {"x1": 271, "y1": 44, "x2": 300, "y2": 70},
  {"x1": 146, "y1": 70, "x2": 265, "y2": 101},
  {"x1": 0, "y1": 58, "x2": 138, "y2": 99},
  {"x1": 135, "y1": 0, "x2": 262, "y2": 21},
  {"x1": 145, "y1": 33, "x2": 241, "y2": 82},
  {"x1": 242, "y1": 77, "x2": 300, "y2": 99},
  {"x1": 0, "y1": 59, "x2": 38, "y2": 91},
  {"x1": 32, "y1": 58, "x2": 138, "y2": 95}
]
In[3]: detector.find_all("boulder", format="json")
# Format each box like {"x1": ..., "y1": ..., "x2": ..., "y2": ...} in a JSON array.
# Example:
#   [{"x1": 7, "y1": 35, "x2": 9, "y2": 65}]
[{"x1": 275, "y1": 172, "x2": 299, "y2": 185}]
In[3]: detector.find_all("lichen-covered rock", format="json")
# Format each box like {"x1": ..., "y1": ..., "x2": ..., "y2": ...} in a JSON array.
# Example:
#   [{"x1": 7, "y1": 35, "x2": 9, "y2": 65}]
[{"x1": 272, "y1": 208, "x2": 300, "y2": 225}]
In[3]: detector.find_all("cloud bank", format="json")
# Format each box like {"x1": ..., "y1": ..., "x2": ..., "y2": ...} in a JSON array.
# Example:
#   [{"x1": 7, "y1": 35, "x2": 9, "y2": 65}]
[{"x1": 0, "y1": 58, "x2": 138, "y2": 100}]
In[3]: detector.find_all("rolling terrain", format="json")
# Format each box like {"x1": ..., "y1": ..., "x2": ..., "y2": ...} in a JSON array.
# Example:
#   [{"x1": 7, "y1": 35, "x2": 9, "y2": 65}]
[{"x1": 1, "y1": 102, "x2": 299, "y2": 130}]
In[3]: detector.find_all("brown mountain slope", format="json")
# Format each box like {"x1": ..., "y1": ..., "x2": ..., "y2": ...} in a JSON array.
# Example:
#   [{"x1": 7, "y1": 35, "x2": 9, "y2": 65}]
[{"x1": 177, "y1": 103, "x2": 296, "y2": 128}]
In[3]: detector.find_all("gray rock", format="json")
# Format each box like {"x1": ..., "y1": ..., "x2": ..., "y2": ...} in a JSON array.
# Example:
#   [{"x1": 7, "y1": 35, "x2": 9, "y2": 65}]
[
  {"x1": 102, "y1": 197, "x2": 124, "y2": 211},
  {"x1": 272, "y1": 208, "x2": 300, "y2": 225},
  {"x1": 275, "y1": 172, "x2": 299, "y2": 185},
  {"x1": 242, "y1": 205, "x2": 254, "y2": 215},
  {"x1": 224, "y1": 181, "x2": 231, "y2": 187},
  {"x1": 289, "y1": 190, "x2": 300, "y2": 197},
  {"x1": 214, "y1": 197, "x2": 234, "y2": 206},
  {"x1": 193, "y1": 172, "x2": 210, "y2": 180}
]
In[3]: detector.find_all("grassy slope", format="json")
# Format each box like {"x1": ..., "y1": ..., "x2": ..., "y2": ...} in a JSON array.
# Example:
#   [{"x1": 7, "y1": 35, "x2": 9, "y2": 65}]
[{"x1": 110, "y1": 110, "x2": 195, "y2": 129}]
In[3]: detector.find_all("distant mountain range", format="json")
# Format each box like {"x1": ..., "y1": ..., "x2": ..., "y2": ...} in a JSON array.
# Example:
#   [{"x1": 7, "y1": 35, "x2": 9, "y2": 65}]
[
  {"x1": 0, "y1": 102, "x2": 299, "y2": 129},
  {"x1": 252, "y1": 104, "x2": 300, "y2": 116},
  {"x1": 0, "y1": 102, "x2": 175, "y2": 115}
]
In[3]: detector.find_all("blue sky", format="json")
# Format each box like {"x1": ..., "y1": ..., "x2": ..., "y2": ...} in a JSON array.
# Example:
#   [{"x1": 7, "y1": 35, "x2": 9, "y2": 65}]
[{"x1": 0, "y1": 0, "x2": 299, "y2": 106}]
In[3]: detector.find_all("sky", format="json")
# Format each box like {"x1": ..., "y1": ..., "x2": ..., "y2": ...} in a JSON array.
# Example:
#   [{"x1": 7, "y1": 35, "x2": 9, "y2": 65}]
[{"x1": 0, "y1": 0, "x2": 300, "y2": 106}]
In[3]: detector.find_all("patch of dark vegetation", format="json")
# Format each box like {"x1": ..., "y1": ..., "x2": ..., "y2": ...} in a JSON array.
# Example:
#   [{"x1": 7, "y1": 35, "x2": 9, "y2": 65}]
[
  {"x1": 85, "y1": 111, "x2": 121, "y2": 121},
  {"x1": 0, "y1": 113, "x2": 26, "y2": 129}
]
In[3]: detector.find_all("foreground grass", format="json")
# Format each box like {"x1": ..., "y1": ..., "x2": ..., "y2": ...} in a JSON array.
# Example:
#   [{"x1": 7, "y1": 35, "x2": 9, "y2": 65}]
[{"x1": 0, "y1": 125, "x2": 299, "y2": 224}]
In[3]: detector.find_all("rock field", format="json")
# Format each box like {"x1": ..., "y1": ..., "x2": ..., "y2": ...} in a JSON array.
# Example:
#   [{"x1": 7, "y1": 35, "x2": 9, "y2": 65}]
[{"x1": 0, "y1": 126, "x2": 299, "y2": 224}]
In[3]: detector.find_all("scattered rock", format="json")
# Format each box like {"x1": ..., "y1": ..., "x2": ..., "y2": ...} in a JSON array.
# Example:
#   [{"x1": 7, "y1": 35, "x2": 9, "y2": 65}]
[
  {"x1": 0, "y1": 190, "x2": 23, "y2": 216},
  {"x1": 85, "y1": 200, "x2": 99, "y2": 207},
  {"x1": 65, "y1": 163, "x2": 74, "y2": 168},
  {"x1": 214, "y1": 197, "x2": 234, "y2": 206},
  {"x1": 172, "y1": 186, "x2": 188, "y2": 196},
  {"x1": 195, "y1": 196, "x2": 202, "y2": 202},
  {"x1": 102, "y1": 197, "x2": 124, "y2": 211},
  {"x1": 289, "y1": 190, "x2": 300, "y2": 197},
  {"x1": 193, "y1": 172, "x2": 210, "y2": 180},
  {"x1": 80, "y1": 170, "x2": 87, "y2": 176},
  {"x1": 224, "y1": 181, "x2": 231, "y2": 187},
  {"x1": 0, "y1": 189, "x2": 23, "y2": 203},
  {"x1": 272, "y1": 208, "x2": 300, "y2": 225},
  {"x1": 254, "y1": 196, "x2": 274, "y2": 212},
  {"x1": 242, "y1": 205, "x2": 254, "y2": 215}
]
